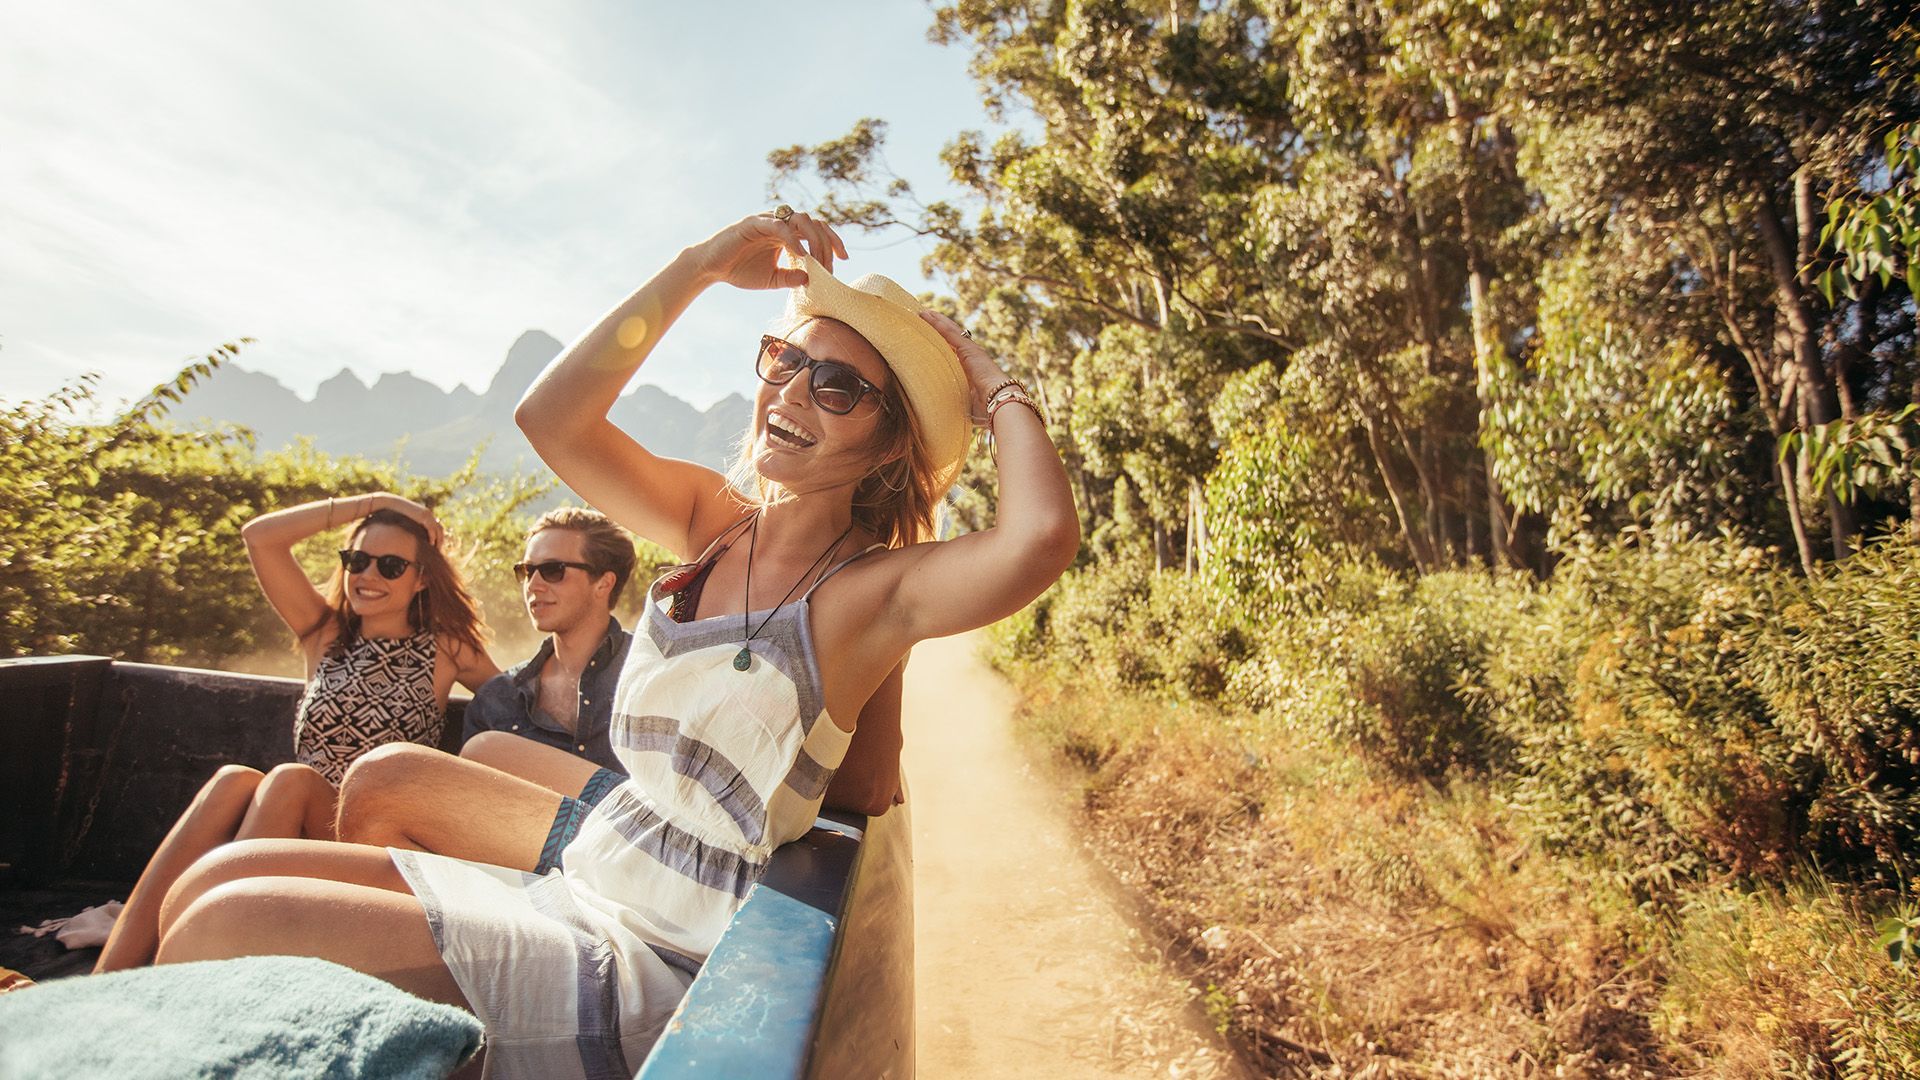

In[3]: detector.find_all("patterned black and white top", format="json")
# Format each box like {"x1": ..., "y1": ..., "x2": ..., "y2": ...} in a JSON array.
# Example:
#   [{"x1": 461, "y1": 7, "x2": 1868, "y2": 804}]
[{"x1": 292, "y1": 630, "x2": 441, "y2": 785}]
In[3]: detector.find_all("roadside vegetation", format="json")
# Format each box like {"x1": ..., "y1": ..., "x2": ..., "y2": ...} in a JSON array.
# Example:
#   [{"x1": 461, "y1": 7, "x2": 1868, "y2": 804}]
[
  {"x1": 0, "y1": 349, "x2": 669, "y2": 672},
  {"x1": 992, "y1": 540, "x2": 1919, "y2": 1075},
  {"x1": 772, "y1": 3, "x2": 1920, "y2": 1075}
]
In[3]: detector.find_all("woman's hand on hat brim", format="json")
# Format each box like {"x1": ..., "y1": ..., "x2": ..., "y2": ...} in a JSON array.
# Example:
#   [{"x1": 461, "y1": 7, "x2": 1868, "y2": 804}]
[
  {"x1": 691, "y1": 211, "x2": 850, "y2": 292},
  {"x1": 918, "y1": 310, "x2": 1010, "y2": 420}
]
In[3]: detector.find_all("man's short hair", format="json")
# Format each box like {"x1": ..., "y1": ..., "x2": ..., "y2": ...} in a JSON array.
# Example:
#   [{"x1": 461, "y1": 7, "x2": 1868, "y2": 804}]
[{"x1": 529, "y1": 507, "x2": 639, "y2": 605}]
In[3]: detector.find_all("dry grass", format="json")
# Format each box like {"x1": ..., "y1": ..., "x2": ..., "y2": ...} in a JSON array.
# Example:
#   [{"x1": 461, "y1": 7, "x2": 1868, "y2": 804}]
[{"x1": 1011, "y1": 675, "x2": 1674, "y2": 1078}]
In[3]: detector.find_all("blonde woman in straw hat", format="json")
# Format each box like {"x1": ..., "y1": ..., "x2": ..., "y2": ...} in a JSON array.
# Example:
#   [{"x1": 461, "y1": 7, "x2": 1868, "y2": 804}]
[{"x1": 145, "y1": 208, "x2": 1079, "y2": 1076}]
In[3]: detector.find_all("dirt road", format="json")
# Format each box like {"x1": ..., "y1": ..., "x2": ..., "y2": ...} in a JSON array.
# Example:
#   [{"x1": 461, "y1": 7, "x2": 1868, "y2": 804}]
[{"x1": 901, "y1": 632, "x2": 1242, "y2": 1079}]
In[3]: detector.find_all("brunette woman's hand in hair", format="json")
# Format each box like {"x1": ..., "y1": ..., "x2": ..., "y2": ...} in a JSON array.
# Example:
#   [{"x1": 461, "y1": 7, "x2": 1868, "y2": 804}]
[
  {"x1": 689, "y1": 210, "x2": 850, "y2": 292},
  {"x1": 368, "y1": 492, "x2": 443, "y2": 548}
]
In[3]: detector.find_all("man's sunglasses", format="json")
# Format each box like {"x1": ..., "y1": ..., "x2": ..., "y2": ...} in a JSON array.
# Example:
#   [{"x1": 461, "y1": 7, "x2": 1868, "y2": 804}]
[
  {"x1": 755, "y1": 335, "x2": 888, "y2": 416},
  {"x1": 513, "y1": 560, "x2": 598, "y2": 584},
  {"x1": 339, "y1": 549, "x2": 416, "y2": 580}
]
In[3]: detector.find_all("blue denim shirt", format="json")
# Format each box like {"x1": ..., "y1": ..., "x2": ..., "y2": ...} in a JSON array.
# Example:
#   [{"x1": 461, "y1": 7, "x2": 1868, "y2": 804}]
[{"x1": 462, "y1": 616, "x2": 630, "y2": 774}]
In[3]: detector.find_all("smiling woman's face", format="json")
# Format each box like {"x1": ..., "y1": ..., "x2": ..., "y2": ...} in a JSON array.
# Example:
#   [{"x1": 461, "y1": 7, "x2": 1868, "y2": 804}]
[
  {"x1": 344, "y1": 522, "x2": 424, "y2": 619},
  {"x1": 751, "y1": 317, "x2": 892, "y2": 491}
]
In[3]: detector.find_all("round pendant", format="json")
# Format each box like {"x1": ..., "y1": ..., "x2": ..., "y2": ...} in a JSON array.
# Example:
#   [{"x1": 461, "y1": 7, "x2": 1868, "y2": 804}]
[{"x1": 733, "y1": 647, "x2": 752, "y2": 672}]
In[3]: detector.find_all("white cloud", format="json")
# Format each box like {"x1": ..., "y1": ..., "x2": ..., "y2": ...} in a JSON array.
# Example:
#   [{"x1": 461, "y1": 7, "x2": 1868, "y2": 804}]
[{"x1": 0, "y1": 1, "x2": 987, "y2": 414}]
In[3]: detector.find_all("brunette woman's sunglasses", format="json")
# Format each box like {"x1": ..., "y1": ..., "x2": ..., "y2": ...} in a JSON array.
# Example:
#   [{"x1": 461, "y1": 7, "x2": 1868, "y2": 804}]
[
  {"x1": 512, "y1": 560, "x2": 597, "y2": 583},
  {"x1": 755, "y1": 335, "x2": 887, "y2": 415},
  {"x1": 339, "y1": 550, "x2": 416, "y2": 580}
]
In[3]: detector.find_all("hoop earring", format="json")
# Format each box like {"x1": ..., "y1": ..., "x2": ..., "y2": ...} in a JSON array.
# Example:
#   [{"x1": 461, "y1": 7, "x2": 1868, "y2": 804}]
[
  {"x1": 875, "y1": 460, "x2": 909, "y2": 494},
  {"x1": 410, "y1": 589, "x2": 426, "y2": 628}
]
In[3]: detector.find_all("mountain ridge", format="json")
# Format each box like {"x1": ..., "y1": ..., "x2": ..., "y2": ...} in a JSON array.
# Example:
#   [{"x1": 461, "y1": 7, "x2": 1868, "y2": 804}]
[{"x1": 175, "y1": 329, "x2": 750, "y2": 475}]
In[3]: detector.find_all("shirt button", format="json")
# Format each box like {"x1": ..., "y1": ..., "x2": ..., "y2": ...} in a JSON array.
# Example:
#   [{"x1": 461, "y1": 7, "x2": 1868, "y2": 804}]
[
  {"x1": 577, "y1": 744, "x2": 586, "y2": 752},
  {"x1": 511, "y1": 724, "x2": 519, "y2": 731},
  {"x1": 582, "y1": 698, "x2": 591, "y2": 705}
]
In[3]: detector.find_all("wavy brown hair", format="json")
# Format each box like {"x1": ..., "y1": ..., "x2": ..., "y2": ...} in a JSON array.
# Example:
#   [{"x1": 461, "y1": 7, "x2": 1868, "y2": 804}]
[
  {"x1": 730, "y1": 317, "x2": 942, "y2": 549},
  {"x1": 308, "y1": 509, "x2": 490, "y2": 657}
]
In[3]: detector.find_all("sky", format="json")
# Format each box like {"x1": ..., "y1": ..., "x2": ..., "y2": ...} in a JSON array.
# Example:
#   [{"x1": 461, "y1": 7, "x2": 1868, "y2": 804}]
[{"x1": 0, "y1": 2, "x2": 1001, "y2": 412}]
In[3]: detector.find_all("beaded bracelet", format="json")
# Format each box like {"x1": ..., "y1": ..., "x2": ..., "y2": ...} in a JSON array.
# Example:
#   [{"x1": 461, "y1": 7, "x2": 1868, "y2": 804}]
[
  {"x1": 981, "y1": 376, "x2": 1022, "y2": 403},
  {"x1": 986, "y1": 381, "x2": 1043, "y2": 423}
]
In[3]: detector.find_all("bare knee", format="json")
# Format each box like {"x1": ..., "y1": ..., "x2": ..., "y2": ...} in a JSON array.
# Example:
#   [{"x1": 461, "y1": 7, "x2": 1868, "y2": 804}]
[
  {"x1": 459, "y1": 730, "x2": 525, "y2": 769},
  {"x1": 248, "y1": 763, "x2": 336, "y2": 840},
  {"x1": 199, "y1": 764, "x2": 265, "y2": 810},
  {"x1": 156, "y1": 878, "x2": 280, "y2": 965},
  {"x1": 256, "y1": 763, "x2": 334, "y2": 810},
  {"x1": 337, "y1": 743, "x2": 439, "y2": 845},
  {"x1": 157, "y1": 839, "x2": 280, "y2": 940}
]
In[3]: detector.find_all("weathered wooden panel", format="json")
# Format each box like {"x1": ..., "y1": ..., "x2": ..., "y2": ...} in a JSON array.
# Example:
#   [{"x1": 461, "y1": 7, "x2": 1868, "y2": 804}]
[
  {"x1": 0, "y1": 656, "x2": 110, "y2": 886},
  {"x1": 0, "y1": 657, "x2": 468, "y2": 884}
]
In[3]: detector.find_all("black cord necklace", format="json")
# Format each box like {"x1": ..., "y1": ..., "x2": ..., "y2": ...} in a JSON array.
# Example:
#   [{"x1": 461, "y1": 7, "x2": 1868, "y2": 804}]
[{"x1": 735, "y1": 512, "x2": 852, "y2": 672}]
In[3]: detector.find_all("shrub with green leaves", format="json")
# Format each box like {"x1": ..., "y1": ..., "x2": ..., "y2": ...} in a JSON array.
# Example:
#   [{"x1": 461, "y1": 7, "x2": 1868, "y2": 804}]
[
  {"x1": 2, "y1": 364, "x2": 553, "y2": 666},
  {"x1": 1657, "y1": 883, "x2": 1920, "y2": 1078},
  {"x1": 1735, "y1": 541, "x2": 1920, "y2": 876}
]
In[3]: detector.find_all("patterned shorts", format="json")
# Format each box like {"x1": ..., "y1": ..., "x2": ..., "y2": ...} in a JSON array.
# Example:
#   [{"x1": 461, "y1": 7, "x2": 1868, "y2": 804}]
[{"x1": 533, "y1": 767, "x2": 625, "y2": 875}]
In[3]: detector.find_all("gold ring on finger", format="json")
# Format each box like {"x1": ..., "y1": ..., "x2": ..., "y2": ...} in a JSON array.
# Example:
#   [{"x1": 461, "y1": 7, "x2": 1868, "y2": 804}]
[{"x1": 771, "y1": 204, "x2": 794, "y2": 221}]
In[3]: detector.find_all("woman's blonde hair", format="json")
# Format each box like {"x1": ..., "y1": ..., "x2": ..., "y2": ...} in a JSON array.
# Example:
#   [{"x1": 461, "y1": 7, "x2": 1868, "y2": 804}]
[{"x1": 306, "y1": 508, "x2": 491, "y2": 656}]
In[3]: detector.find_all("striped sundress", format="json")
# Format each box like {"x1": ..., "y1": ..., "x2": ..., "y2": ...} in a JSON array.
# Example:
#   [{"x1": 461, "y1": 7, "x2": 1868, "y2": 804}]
[{"x1": 391, "y1": 540, "x2": 871, "y2": 1079}]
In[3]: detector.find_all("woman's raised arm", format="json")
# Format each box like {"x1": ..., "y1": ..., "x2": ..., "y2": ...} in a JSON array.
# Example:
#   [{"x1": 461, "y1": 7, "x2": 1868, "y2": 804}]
[
  {"x1": 241, "y1": 492, "x2": 441, "y2": 643},
  {"x1": 882, "y1": 312, "x2": 1080, "y2": 643},
  {"x1": 514, "y1": 212, "x2": 847, "y2": 560}
]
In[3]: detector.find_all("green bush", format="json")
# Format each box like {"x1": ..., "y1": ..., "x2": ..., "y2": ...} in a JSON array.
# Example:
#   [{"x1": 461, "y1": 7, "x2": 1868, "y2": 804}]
[
  {"x1": 1, "y1": 370, "x2": 552, "y2": 666},
  {"x1": 989, "y1": 550, "x2": 1251, "y2": 702},
  {"x1": 1470, "y1": 535, "x2": 1920, "y2": 890},
  {"x1": 1226, "y1": 566, "x2": 1524, "y2": 779},
  {"x1": 1736, "y1": 541, "x2": 1920, "y2": 877},
  {"x1": 1657, "y1": 882, "x2": 1920, "y2": 1078},
  {"x1": 1019, "y1": 530, "x2": 1920, "y2": 893}
]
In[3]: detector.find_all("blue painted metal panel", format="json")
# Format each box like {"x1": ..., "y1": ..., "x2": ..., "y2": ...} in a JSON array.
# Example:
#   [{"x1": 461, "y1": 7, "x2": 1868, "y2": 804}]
[{"x1": 635, "y1": 827, "x2": 860, "y2": 1080}]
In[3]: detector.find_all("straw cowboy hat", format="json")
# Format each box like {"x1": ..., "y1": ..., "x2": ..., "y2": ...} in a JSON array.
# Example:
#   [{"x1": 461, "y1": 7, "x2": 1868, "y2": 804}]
[{"x1": 784, "y1": 254, "x2": 973, "y2": 492}]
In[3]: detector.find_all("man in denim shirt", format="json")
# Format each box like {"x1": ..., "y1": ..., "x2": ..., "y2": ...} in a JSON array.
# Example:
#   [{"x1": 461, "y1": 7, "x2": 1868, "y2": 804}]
[{"x1": 462, "y1": 508, "x2": 637, "y2": 773}]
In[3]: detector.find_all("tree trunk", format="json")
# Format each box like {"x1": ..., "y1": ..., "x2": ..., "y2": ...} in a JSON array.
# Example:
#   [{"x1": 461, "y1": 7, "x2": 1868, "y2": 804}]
[
  {"x1": 1447, "y1": 86, "x2": 1517, "y2": 570},
  {"x1": 1756, "y1": 179, "x2": 1857, "y2": 556},
  {"x1": 1185, "y1": 475, "x2": 1208, "y2": 575},
  {"x1": 1911, "y1": 359, "x2": 1920, "y2": 543},
  {"x1": 1406, "y1": 198, "x2": 1451, "y2": 560},
  {"x1": 1362, "y1": 415, "x2": 1436, "y2": 571},
  {"x1": 1833, "y1": 277, "x2": 1879, "y2": 422},
  {"x1": 1713, "y1": 269, "x2": 1819, "y2": 572}
]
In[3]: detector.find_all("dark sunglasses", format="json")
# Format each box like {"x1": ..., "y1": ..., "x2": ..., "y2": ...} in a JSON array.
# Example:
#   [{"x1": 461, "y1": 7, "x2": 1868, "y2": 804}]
[
  {"x1": 755, "y1": 335, "x2": 888, "y2": 416},
  {"x1": 339, "y1": 549, "x2": 416, "y2": 580},
  {"x1": 513, "y1": 560, "x2": 597, "y2": 584}
]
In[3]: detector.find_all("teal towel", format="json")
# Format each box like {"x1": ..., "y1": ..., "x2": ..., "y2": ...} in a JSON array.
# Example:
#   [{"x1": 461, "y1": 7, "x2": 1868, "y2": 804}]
[{"x1": 0, "y1": 955, "x2": 483, "y2": 1079}]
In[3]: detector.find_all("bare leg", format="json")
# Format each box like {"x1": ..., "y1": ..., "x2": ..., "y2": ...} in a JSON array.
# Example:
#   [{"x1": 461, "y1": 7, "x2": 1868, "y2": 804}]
[
  {"x1": 97, "y1": 763, "x2": 338, "y2": 973},
  {"x1": 156, "y1": 838, "x2": 410, "y2": 941},
  {"x1": 460, "y1": 730, "x2": 605, "y2": 796},
  {"x1": 236, "y1": 763, "x2": 339, "y2": 841},
  {"x1": 336, "y1": 743, "x2": 570, "y2": 870},
  {"x1": 95, "y1": 766, "x2": 261, "y2": 973},
  {"x1": 157, "y1": 875, "x2": 469, "y2": 1009}
]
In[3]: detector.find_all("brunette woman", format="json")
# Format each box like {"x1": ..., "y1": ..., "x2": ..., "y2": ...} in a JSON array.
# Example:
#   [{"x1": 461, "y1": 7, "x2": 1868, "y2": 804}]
[{"x1": 93, "y1": 493, "x2": 498, "y2": 971}]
